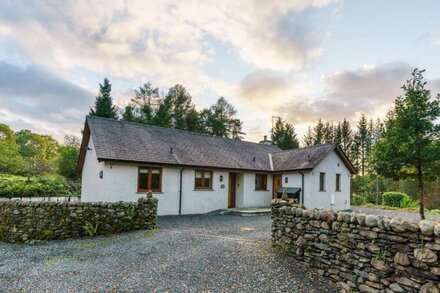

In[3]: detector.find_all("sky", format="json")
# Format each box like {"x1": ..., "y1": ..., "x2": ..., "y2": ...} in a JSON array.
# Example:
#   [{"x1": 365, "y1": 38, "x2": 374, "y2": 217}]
[{"x1": 1, "y1": 0, "x2": 440, "y2": 143}]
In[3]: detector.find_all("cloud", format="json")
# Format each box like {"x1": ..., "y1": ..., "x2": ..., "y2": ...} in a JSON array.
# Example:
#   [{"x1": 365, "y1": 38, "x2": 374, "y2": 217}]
[
  {"x1": 276, "y1": 62, "x2": 440, "y2": 124},
  {"x1": 0, "y1": 61, "x2": 94, "y2": 139},
  {"x1": 0, "y1": 0, "x2": 336, "y2": 78}
]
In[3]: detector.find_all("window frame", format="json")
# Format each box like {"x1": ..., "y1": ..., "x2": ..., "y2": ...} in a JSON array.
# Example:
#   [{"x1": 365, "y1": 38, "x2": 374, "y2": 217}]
[
  {"x1": 137, "y1": 166, "x2": 162, "y2": 192},
  {"x1": 319, "y1": 172, "x2": 326, "y2": 191},
  {"x1": 194, "y1": 170, "x2": 213, "y2": 190},
  {"x1": 335, "y1": 173, "x2": 341, "y2": 192},
  {"x1": 255, "y1": 174, "x2": 268, "y2": 191}
]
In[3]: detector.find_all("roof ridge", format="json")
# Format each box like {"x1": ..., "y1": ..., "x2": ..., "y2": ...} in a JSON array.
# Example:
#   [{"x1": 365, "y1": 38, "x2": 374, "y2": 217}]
[
  {"x1": 86, "y1": 115, "x2": 280, "y2": 149},
  {"x1": 272, "y1": 143, "x2": 337, "y2": 155}
]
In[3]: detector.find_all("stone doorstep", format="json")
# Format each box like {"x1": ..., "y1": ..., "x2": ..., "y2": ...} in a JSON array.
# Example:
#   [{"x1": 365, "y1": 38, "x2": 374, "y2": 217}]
[{"x1": 220, "y1": 207, "x2": 271, "y2": 216}]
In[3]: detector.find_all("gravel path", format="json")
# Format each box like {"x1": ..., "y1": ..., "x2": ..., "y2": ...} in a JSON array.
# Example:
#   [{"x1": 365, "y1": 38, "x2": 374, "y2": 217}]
[
  {"x1": 351, "y1": 206, "x2": 440, "y2": 221},
  {"x1": 0, "y1": 214, "x2": 337, "y2": 293}
]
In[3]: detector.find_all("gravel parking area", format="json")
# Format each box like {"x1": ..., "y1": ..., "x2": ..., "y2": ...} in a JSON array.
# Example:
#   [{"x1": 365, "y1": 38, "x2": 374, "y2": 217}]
[
  {"x1": 351, "y1": 206, "x2": 440, "y2": 221},
  {"x1": 0, "y1": 214, "x2": 337, "y2": 293}
]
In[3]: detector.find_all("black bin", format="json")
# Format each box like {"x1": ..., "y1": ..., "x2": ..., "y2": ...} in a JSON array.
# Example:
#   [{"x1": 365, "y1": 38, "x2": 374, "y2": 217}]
[{"x1": 276, "y1": 187, "x2": 301, "y2": 202}]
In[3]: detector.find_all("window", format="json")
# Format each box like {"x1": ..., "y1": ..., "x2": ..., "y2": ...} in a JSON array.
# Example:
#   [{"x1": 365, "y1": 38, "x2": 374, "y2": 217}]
[
  {"x1": 138, "y1": 167, "x2": 162, "y2": 192},
  {"x1": 195, "y1": 170, "x2": 213, "y2": 189},
  {"x1": 336, "y1": 174, "x2": 341, "y2": 191},
  {"x1": 319, "y1": 172, "x2": 325, "y2": 191},
  {"x1": 255, "y1": 174, "x2": 267, "y2": 190}
]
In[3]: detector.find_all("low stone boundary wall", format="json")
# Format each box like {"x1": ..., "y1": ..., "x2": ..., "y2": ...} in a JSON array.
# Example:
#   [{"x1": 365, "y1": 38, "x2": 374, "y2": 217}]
[
  {"x1": 271, "y1": 199, "x2": 440, "y2": 293},
  {"x1": 0, "y1": 195, "x2": 158, "y2": 243}
]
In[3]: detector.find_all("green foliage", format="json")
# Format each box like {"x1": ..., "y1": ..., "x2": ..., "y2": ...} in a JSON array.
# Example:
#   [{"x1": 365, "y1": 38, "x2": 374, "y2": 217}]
[
  {"x1": 351, "y1": 193, "x2": 367, "y2": 206},
  {"x1": 371, "y1": 69, "x2": 440, "y2": 219},
  {"x1": 382, "y1": 192, "x2": 407, "y2": 207},
  {"x1": 271, "y1": 118, "x2": 299, "y2": 150},
  {"x1": 121, "y1": 83, "x2": 245, "y2": 139},
  {"x1": 57, "y1": 135, "x2": 80, "y2": 179},
  {"x1": 0, "y1": 124, "x2": 25, "y2": 174},
  {"x1": 89, "y1": 78, "x2": 118, "y2": 119},
  {"x1": 430, "y1": 209, "x2": 440, "y2": 215},
  {"x1": 400, "y1": 194, "x2": 419, "y2": 208},
  {"x1": 42, "y1": 229, "x2": 54, "y2": 240},
  {"x1": 83, "y1": 222, "x2": 99, "y2": 237},
  {"x1": 0, "y1": 174, "x2": 79, "y2": 198}
]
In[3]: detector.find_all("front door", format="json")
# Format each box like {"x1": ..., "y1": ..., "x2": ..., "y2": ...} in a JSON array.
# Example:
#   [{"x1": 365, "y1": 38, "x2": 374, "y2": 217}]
[
  {"x1": 228, "y1": 173, "x2": 236, "y2": 208},
  {"x1": 273, "y1": 174, "x2": 282, "y2": 199}
]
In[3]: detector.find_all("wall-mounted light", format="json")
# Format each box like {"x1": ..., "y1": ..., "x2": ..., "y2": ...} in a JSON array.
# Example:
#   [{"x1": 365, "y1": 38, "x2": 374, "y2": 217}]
[
  {"x1": 219, "y1": 175, "x2": 223, "y2": 182},
  {"x1": 87, "y1": 147, "x2": 92, "y2": 151},
  {"x1": 285, "y1": 177, "x2": 288, "y2": 183},
  {"x1": 99, "y1": 170, "x2": 103, "y2": 179}
]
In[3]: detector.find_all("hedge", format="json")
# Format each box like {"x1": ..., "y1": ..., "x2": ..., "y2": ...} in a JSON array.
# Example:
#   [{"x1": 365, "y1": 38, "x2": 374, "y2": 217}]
[
  {"x1": 0, "y1": 174, "x2": 80, "y2": 198},
  {"x1": 382, "y1": 192, "x2": 408, "y2": 207}
]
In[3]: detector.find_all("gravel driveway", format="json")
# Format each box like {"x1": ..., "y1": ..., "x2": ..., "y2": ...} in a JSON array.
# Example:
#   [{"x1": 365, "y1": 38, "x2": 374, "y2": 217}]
[
  {"x1": 351, "y1": 206, "x2": 440, "y2": 221},
  {"x1": 0, "y1": 214, "x2": 337, "y2": 293}
]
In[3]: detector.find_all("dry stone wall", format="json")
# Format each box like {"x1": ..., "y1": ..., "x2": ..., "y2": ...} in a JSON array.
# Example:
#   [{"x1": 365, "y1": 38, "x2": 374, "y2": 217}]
[
  {"x1": 271, "y1": 199, "x2": 440, "y2": 293},
  {"x1": 0, "y1": 195, "x2": 157, "y2": 243}
]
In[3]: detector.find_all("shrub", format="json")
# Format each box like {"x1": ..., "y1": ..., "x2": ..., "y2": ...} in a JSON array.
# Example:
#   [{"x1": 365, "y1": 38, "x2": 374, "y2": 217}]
[
  {"x1": 351, "y1": 193, "x2": 367, "y2": 206},
  {"x1": 0, "y1": 174, "x2": 80, "y2": 198},
  {"x1": 400, "y1": 194, "x2": 419, "y2": 208},
  {"x1": 382, "y1": 192, "x2": 409, "y2": 208}
]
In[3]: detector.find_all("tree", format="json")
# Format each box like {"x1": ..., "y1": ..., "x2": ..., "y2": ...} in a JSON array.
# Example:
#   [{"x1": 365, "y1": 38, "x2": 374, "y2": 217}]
[
  {"x1": 371, "y1": 69, "x2": 440, "y2": 219},
  {"x1": 313, "y1": 119, "x2": 325, "y2": 145},
  {"x1": 340, "y1": 118, "x2": 355, "y2": 164},
  {"x1": 203, "y1": 97, "x2": 244, "y2": 139},
  {"x1": 129, "y1": 83, "x2": 161, "y2": 124},
  {"x1": 271, "y1": 118, "x2": 299, "y2": 150},
  {"x1": 58, "y1": 135, "x2": 81, "y2": 179},
  {"x1": 0, "y1": 124, "x2": 25, "y2": 174},
  {"x1": 121, "y1": 105, "x2": 136, "y2": 122},
  {"x1": 354, "y1": 114, "x2": 371, "y2": 176},
  {"x1": 89, "y1": 78, "x2": 118, "y2": 119},
  {"x1": 302, "y1": 126, "x2": 314, "y2": 147},
  {"x1": 166, "y1": 84, "x2": 194, "y2": 130},
  {"x1": 15, "y1": 130, "x2": 59, "y2": 174}
]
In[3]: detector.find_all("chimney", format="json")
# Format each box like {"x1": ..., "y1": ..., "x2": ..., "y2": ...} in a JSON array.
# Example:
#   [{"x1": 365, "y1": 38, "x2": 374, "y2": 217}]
[{"x1": 263, "y1": 135, "x2": 267, "y2": 141}]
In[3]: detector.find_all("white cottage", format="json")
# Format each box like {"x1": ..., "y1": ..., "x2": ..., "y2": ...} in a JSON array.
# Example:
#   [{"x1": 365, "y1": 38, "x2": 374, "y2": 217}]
[{"x1": 78, "y1": 116, "x2": 356, "y2": 215}]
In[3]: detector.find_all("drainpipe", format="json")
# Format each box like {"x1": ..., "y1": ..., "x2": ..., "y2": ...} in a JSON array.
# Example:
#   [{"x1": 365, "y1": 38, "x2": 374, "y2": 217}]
[
  {"x1": 179, "y1": 168, "x2": 185, "y2": 215},
  {"x1": 299, "y1": 171, "x2": 305, "y2": 205}
]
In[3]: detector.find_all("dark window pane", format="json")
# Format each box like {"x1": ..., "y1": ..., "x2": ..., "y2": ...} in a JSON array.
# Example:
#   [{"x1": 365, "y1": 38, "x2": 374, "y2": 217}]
[
  {"x1": 195, "y1": 177, "x2": 203, "y2": 188},
  {"x1": 319, "y1": 173, "x2": 325, "y2": 191},
  {"x1": 204, "y1": 177, "x2": 212, "y2": 188},
  {"x1": 138, "y1": 169, "x2": 149, "y2": 190},
  {"x1": 151, "y1": 170, "x2": 161, "y2": 190}
]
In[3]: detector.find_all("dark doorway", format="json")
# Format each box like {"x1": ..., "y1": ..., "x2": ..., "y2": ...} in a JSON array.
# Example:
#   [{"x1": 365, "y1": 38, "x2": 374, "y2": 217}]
[{"x1": 228, "y1": 173, "x2": 237, "y2": 208}]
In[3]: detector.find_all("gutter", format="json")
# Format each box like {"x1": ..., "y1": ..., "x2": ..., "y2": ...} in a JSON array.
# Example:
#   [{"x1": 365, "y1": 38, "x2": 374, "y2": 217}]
[
  {"x1": 179, "y1": 167, "x2": 185, "y2": 215},
  {"x1": 299, "y1": 170, "x2": 305, "y2": 205}
]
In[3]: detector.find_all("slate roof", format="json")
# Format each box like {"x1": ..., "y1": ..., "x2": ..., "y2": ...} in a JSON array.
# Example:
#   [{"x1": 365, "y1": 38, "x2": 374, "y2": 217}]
[
  {"x1": 79, "y1": 116, "x2": 356, "y2": 174},
  {"x1": 271, "y1": 143, "x2": 335, "y2": 172},
  {"x1": 84, "y1": 116, "x2": 281, "y2": 171}
]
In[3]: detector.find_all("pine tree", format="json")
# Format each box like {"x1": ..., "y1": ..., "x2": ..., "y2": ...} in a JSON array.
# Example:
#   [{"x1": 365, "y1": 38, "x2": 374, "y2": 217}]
[
  {"x1": 354, "y1": 114, "x2": 371, "y2": 176},
  {"x1": 203, "y1": 97, "x2": 244, "y2": 139},
  {"x1": 340, "y1": 118, "x2": 354, "y2": 161},
  {"x1": 302, "y1": 126, "x2": 314, "y2": 147},
  {"x1": 89, "y1": 78, "x2": 118, "y2": 119},
  {"x1": 166, "y1": 84, "x2": 194, "y2": 130},
  {"x1": 323, "y1": 122, "x2": 334, "y2": 143},
  {"x1": 313, "y1": 119, "x2": 325, "y2": 145},
  {"x1": 334, "y1": 122, "x2": 342, "y2": 144},
  {"x1": 121, "y1": 105, "x2": 136, "y2": 122},
  {"x1": 271, "y1": 118, "x2": 299, "y2": 150},
  {"x1": 131, "y1": 83, "x2": 161, "y2": 124}
]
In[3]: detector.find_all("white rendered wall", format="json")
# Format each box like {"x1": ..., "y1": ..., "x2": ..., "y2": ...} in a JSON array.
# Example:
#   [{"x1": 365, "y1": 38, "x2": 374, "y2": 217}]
[
  {"x1": 180, "y1": 170, "x2": 229, "y2": 214},
  {"x1": 307, "y1": 151, "x2": 351, "y2": 210},
  {"x1": 81, "y1": 140, "x2": 276, "y2": 214},
  {"x1": 282, "y1": 151, "x2": 351, "y2": 210},
  {"x1": 236, "y1": 173, "x2": 272, "y2": 208},
  {"x1": 81, "y1": 137, "x2": 104, "y2": 202}
]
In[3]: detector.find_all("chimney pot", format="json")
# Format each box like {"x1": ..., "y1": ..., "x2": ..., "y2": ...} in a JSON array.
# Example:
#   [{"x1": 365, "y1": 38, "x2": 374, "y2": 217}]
[{"x1": 264, "y1": 135, "x2": 267, "y2": 141}]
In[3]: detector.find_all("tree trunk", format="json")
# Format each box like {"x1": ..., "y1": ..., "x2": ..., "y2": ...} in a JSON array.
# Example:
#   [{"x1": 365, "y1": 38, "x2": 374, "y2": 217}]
[{"x1": 417, "y1": 162, "x2": 425, "y2": 220}]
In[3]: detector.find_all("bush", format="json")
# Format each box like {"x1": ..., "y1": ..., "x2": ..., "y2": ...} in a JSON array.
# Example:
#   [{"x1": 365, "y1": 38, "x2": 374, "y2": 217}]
[
  {"x1": 400, "y1": 194, "x2": 419, "y2": 208},
  {"x1": 0, "y1": 174, "x2": 80, "y2": 198},
  {"x1": 382, "y1": 192, "x2": 408, "y2": 208},
  {"x1": 351, "y1": 193, "x2": 367, "y2": 206}
]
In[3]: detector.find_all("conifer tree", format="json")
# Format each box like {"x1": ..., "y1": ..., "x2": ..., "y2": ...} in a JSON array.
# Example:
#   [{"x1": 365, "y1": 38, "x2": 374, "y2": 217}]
[{"x1": 89, "y1": 78, "x2": 118, "y2": 119}]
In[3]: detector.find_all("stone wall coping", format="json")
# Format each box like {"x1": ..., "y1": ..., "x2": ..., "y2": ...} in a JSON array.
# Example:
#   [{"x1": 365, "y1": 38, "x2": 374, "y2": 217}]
[{"x1": 271, "y1": 199, "x2": 440, "y2": 236}]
